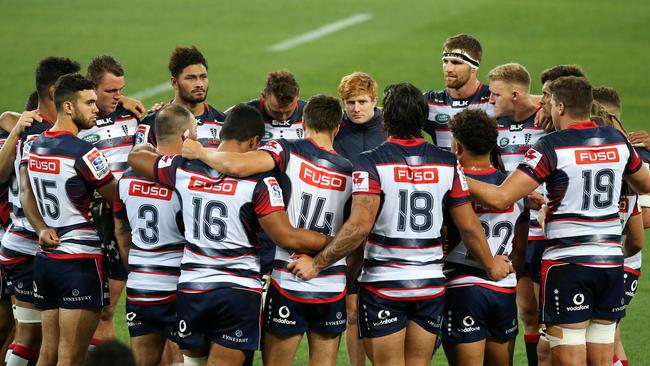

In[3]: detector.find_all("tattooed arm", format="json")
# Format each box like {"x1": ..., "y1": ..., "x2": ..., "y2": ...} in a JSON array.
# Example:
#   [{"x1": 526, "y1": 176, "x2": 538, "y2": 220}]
[{"x1": 289, "y1": 194, "x2": 380, "y2": 280}]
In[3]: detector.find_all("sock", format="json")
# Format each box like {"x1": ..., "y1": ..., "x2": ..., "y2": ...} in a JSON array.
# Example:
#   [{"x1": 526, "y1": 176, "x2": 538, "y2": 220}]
[
  {"x1": 87, "y1": 338, "x2": 103, "y2": 353},
  {"x1": 524, "y1": 333, "x2": 540, "y2": 366},
  {"x1": 6, "y1": 344, "x2": 38, "y2": 366},
  {"x1": 4, "y1": 343, "x2": 14, "y2": 365},
  {"x1": 182, "y1": 355, "x2": 207, "y2": 366},
  {"x1": 621, "y1": 361, "x2": 629, "y2": 366}
]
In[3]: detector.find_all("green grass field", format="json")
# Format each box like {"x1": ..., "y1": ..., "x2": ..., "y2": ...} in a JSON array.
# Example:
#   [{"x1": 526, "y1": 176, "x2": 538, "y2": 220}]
[{"x1": 2, "y1": 0, "x2": 649, "y2": 364}]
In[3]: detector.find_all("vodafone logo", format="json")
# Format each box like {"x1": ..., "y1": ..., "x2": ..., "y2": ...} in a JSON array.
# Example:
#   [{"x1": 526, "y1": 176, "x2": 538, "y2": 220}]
[
  {"x1": 393, "y1": 166, "x2": 438, "y2": 184},
  {"x1": 378, "y1": 310, "x2": 391, "y2": 320},
  {"x1": 178, "y1": 320, "x2": 187, "y2": 333},
  {"x1": 462, "y1": 316, "x2": 475, "y2": 327},
  {"x1": 278, "y1": 306, "x2": 291, "y2": 319},
  {"x1": 631, "y1": 280, "x2": 638, "y2": 292},
  {"x1": 574, "y1": 148, "x2": 620, "y2": 165},
  {"x1": 126, "y1": 312, "x2": 136, "y2": 321},
  {"x1": 129, "y1": 181, "x2": 173, "y2": 200},
  {"x1": 299, "y1": 163, "x2": 346, "y2": 191},
  {"x1": 29, "y1": 156, "x2": 60, "y2": 174},
  {"x1": 188, "y1": 176, "x2": 237, "y2": 195},
  {"x1": 573, "y1": 293, "x2": 585, "y2": 305}
]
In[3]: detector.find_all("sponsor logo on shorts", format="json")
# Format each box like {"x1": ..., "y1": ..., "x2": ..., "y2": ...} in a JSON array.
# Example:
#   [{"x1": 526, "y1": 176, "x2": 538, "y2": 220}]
[
  {"x1": 272, "y1": 306, "x2": 297, "y2": 325},
  {"x1": 177, "y1": 319, "x2": 192, "y2": 338},
  {"x1": 325, "y1": 311, "x2": 346, "y2": 327},
  {"x1": 126, "y1": 312, "x2": 142, "y2": 328},
  {"x1": 566, "y1": 293, "x2": 589, "y2": 312},
  {"x1": 222, "y1": 329, "x2": 249, "y2": 343},
  {"x1": 372, "y1": 309, "x2": 398, "y2": 327},
  {"x1": 574, "y1": 148, "x2": 620, "y2": 165}
]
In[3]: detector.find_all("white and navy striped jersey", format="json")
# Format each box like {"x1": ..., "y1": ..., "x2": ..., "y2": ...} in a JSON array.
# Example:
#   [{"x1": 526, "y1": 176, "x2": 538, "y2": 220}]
[
  {"x1": 259, "y1": 138, "x2": 352, "y2": 303},
  {"x1": 153, "y1": 155, "x2": 286, "y2": 293},
  {"x1": 114, "y1": 169, "x2": 184, "y2": 305},
  {"x1": 445, "y1": 167, "x2": 527, "y2": 291},
  {"x1": 424, "y1": 84, "x2": 493, "y2": 150},
  {"x1": 621, "y1": 147, "x2": 650, "y2": 272},
  {"x1": 134, "y1": 102, "x2": 225, "y2": 149},
  {"x1": 78, "y1": 104, "x2": 138, "y2": 180},
  {"x1": 27, "y1": 130, "x2": 114, "y2": 256},
  {"x1": 245, "y1": 98, "x2": 306, "y2": 144},
  {"x1": 353, "y1": 138, "x2": 470, "y2": 300},
  {"x1": 518, "y1": 121, "x2": 643, "y2": 267}
]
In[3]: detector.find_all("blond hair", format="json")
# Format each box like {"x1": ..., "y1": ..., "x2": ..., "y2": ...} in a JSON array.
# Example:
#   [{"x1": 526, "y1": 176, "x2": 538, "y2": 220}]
[{"x1": 488, "y1": 63, "x2": 531, "y2": 92}]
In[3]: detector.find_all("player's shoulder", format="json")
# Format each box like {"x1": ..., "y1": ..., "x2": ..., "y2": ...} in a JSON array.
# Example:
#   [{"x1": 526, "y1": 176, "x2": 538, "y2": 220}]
[
  {"x1": 476, "y1": 83, "x2": 491, "y2": 98},
  {"x1": 22, "y1": 119, "x2": 52, "y2": 138},
  {"x1": 140, "y1": 108, "x2": 161, "y2": 125},
  {"x1": 113, "y1": 104, "x2": 139, "y2": 121},
  {"x1": 464, "y1": 167, "x2": 507, "y2": 185},
  {"x1": 423, "y1": 88, "x2": 447, "y2": 103},
  {"x1": 205, "y1": 103, "x2": 226, "y2": 121},
  {"x1": 635, "y1": 146, "x2": 650, "y2": 164}
]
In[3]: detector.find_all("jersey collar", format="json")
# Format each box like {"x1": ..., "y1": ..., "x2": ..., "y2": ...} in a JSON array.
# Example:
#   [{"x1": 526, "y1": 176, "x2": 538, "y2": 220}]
[
  {"x1": 567, "y1": 121, "x2": 598, "y2": 130},
  {"x1": 387, "y1": 137, "x2": 426, "y2": 146}
]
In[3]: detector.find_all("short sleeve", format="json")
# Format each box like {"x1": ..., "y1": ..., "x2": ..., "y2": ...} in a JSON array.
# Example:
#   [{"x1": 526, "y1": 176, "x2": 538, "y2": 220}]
[
  {"x1": 134, "y1": 117, "x2": 156, "y2": 146},
  {"x1": 113, "y1": 181, "x2": 127, "y2": 219},
  {"x1": 19, "y1": 135, "x2": 40, "y2": 166},
  {"x1": 447, "y1": 161, "x2": 470, "y2": 208},
  {"x1": 517, "y1": 139, "x2": 555, "y2": 183},
  {"x1": 75, "y1": 146, "x2": 114, "y2": 187},
  {"x1": 153, "y1": 155, "x2": 183, "y2": 188},
  {"x1": 253, "y1": 175, "x2": 286, "y2": 217},
  {"x1": 351, "y1": 153, "x2": 381, "y2": 195},
  {"x1": 624, "y1": 143, "x2": 643, "y2": 175},
  {"x1": 258, "y1": 139, "x2": 289, "y2": 171}
]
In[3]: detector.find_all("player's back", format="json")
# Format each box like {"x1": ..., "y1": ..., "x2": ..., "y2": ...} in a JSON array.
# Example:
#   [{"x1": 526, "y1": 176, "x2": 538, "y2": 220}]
[{"x1": 354, "y1": 138, "x2": 469, "y2": 299}]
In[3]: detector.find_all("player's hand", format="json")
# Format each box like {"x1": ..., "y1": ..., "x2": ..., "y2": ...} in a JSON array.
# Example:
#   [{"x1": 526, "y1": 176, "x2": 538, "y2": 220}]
[
  {"x1": 538, "y1": 204, "x2": 548, "y2": 230},
  {"x1": 38, "y1": 228, "x2": 60, "y2": 251},
  {"x1": 628, "y1": 130, "x2": 650, "y2": 150},
  {"x1": 527, "y1": 191, "x2": 546, "y2": 210},
  {"x1": 132, "y1": 143, "x2": 156, "y2": 153},
  {"x1": 182, "y1": 138, "x2": 206, "y2": 160},
  {"x1": 486, "y1": 255, "x2": 513, "y2": 281},
  {"x1": 11, "y1": 111, "x2": 42, "y2": 136},
  {"x1": 147, "y1": 102, "x2": 165, "y2": 114},
  {"x1": 287, "y1": 254, "x2": 320, "y2": 280},
  {"x1": 534, "y1": 108, "x2": 554, "y2": 132},
  {"x1": 120, "y1": 96, "x2": 146, "y2": 119}
]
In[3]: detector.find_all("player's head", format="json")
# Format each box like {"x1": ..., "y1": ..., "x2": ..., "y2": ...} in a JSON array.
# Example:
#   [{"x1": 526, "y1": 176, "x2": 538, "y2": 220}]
[
  {"x1": 261, "y1": 70, "x2": 299, "y2": 122},
  {"x1": 589, "y1": 100, "x2": 617, "y2": 127},
  {"x1": 539, "y1": 64, "x2": 586, "y2": 118},
  {"x1": 87, "y1": 55, "x2": 125, "y2": 115},
  {"x1": 592, "y1": 86, "x2": 621, "y2": 120},
  {"x1": 155, "y1": 104, "x2": 197, "y2": 148},
  {"x1": 53, "y1": 73, "x2": 98, "y2": 130},
  {"x1": 338, "y1": 72, "x2": 378, "y2": 124},
  {"x1": 548, "y1": 76, "x2": 592, "y2": 129},
  {"x1": 382, "y1": 83, "x2": 427, "y2": 139},
  {"x1": 169, "y1": 46, "x2": 209, "y2": 105},
  {"x1": 220, "y1": 103, "x2": 265, "y2": 151},
  {"x1": 35, "y1": 56, "x2": 81, "y2": 103},
  {"x1": 487, "y1": 63, "x2": 531, "y2": 118},
  {"x1": 25, "y1": 91, "x2": 39, "y2": 111},
  {"x1": 303, "y1": 94, "x2": 342, "y2": 135},
  {"x1": 442, "y1": 33, "x2": 482, "y2": 90},
  {"x1": 450, "y1": 109, "x2": 498, "y2": 159}
]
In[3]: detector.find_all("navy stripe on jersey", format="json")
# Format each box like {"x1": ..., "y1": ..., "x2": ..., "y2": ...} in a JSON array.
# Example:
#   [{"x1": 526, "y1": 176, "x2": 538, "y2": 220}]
[
  {"x1": 368, "y1": 233, "x2": 442, "y2": 249},
  {"x1": 244, "y1": 98, "x2": 306, "y2": 143},
  {"x1": 129, "y1": 264, "x2": 181, "y2": 276}
]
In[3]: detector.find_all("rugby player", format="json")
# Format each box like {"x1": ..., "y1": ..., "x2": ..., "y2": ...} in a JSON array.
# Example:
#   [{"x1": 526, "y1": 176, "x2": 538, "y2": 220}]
[
  {"x1": 466, "y1": 76, "x2": 650, "y2": 365},
  {"x1": 129, "y1": 103, "x2": 334, "y2": 366},
  {"x1": 443, "y1": 109, "x2": 529, "y2": 366},
  {"x1": 183, "y1": 94, "x2": 353, "y2": 366},
  {"x1": 134, "y1": 46, "x2": 225, "y2": 149},
  {"x1": 24, "y1": 73, "x2": 115, "y2": 366},
  {"x1": 0, "y1": 56, "x2": 80, "y2": 366},
  {"x1": 113, "y1": 105, "x2": 189, "y2": 366},
  {"x1": 77, "y1": 55, "x2": 140, "y2": 348},
  {"x1": 289, "y1": 83, "x2": 511, "y2": 366},
  {"x1": 0, "y1": 129, "x2": 15, "y2": 362},
  {"x1": 333, "y1": 72, "x2": 385, "y2": 366},
  {"x1": 424, "y1": 33, "x2": 493, "y2": 150}
]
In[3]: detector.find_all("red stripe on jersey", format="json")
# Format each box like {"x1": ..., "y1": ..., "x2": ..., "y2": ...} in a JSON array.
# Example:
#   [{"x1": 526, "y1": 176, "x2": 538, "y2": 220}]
[
  {"x1": 44, "y1": 253, "x2": 103, "y2": 260},
  {"x1": 362, "y1": 284, "x2": 445, "y2": 301},
  {"x1": 445, "y1": 280, "x2": 516, "y2": 294},
  {"x1": 126, "y1": 296, "x2": 176, "y2": 306},
  {"x1": 386, "y1": 138, "x2": 426, "y2": 146},
  {"x1": 270, "y1": 279, "x2": 346, "y2": 304},
  {"x1": 624, "y1": 266, "x2": 641, "y2": 276}
]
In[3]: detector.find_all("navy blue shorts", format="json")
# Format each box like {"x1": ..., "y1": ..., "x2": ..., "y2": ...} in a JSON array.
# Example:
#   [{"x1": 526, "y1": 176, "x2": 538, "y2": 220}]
[
  {"x1": 33, "y1": 252, "x2": 109, "y2": 310},
  {"x1": 357, "y1": 286, "x2": 444, "y2": 338},
  {"x1": 106, "y1": 253, "x2": 128, "y2": 281},
  {"x1": 623, "y1": 268, "x2": 640, "y2": 306},
  {"x1": 525, "y1": 240, "x2": 545, "y2": 284},
  {"x1": 176, "y1": 287, "x2": 261, "y2": 351},
  {"x1": 2, "y1": 252, "x2": 35, "y2": 303},
  {"x1": 264, "y1": 284, "x2": 346, "y2": 336},
  {"x1": 540, "y1": 261, "x2": 625, "y2": 325},
  {"x1": 0, "y1": 265, "x2": 12, "y2": 301},
  {"x1": 442, "y1": 285, "x2": 518, "y2": 343},
  {"x1": 126, "y1": 299, "x2": 177, "y2": 339}
]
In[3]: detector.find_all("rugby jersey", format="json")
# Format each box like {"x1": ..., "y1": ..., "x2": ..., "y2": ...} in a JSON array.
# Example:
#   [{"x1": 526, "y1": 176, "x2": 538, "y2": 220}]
[
  {"x1": 621, "y1": 147, "x2": 650, "y2": 273},
  {"x1": 114, "y1": 169, "x2": 184, "y2": 305},
  {"x1": 0, "y1": 131, "x2": 10, "y2": 233},
  {"x1": 260, "y1": 138, "x2": 352, "y2": 303},
  {"x1": 518, "y1": 121, "x2": 642, "y2": 266},
  {"x1": 353, "y1": 138, "x2": 470, "y2": 300},
  {"x1": 27, "y1": 130, "x2": 114, "y2": 256},
  {"x1": 445, "y1": 167, "x2": 527, "y2": 292},
  {"x1": 424, "y1": 83, "x2": 493, "y2": 150},
  {"x1": 245, "y1": 98, "x2": 306, "y2": 144},
  {"x1": 153, "y1": 155, "x2": 285, "y2": 293}
]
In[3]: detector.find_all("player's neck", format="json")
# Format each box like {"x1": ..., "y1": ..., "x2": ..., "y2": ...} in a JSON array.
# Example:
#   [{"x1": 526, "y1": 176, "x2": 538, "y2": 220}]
[
  {"x1": 459, "y1": 155, "x2": 492, "y2": 171},
  {"x1": 174, "y1": 97, "x2": 205, "y2": 116},
  {"x1": 448, "y1": 78, "x2": 481, "y2": 99},
  {"x1": 156, "y1": 141, "x2": 181, "y2": 156},
  {"x1": 50, "y1": 115, "x2": 79, "y2": 135},
  {"x1": 559, "y1": 115, "x2": 590, "y2": 130},
  {"x1": 36, "y1": 101, "x2": 57, "y2": 122},
  {"x1": 513, "y1": 98, "x2": 539, "y2": 122},
  {"x1": 306, "y1": 131, "x2": 334, "y2": 150},
  {"x1": 217, "y1": 140, "x2": 248, "y2": 154}
]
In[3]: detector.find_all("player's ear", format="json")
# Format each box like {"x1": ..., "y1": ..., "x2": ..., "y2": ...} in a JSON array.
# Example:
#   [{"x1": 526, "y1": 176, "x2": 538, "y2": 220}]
[
  {"x1": 62, "y1": 100, "x2": 74, "y2": 116},
  {"x1": 250, "y1": 136, "x2": 260, "y2": 150},
  {"x1": 170, "y1": 77, "x2": 178, "y2": 90},
  {"x1": 48, "y1": 85, "x2": 56, "y2": 101}
]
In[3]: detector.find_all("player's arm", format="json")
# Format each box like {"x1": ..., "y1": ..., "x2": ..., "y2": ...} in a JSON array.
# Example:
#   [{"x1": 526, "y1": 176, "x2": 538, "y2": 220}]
[
  {"x1": 449, "y1": 202, "x2": 512, "y2": 281},
  {"x1": 95, "y1": 179, "x2": 117, "y2": 209},
  {"x1": 0, "y1": 111, "x2": 20, "y2": 133},
  {"x1": 182, "y1": 139, "x2": 275, "y2": 177},
  {"x1": 510, "y1": 208, "x2": 530, "y2": 278},
  {"x1": 624, "y1": 165, "x2": 650, "y2": 195},
  {"x1": 259, "y1": 211, "x2": 332, "y2": 255},
  {"x1": 127, "y1": 143, "x2": 158, "y2": 181},
  {"x1": 119, "y1": 95, "x2": 145, "y2": 119},
  {"x1": 19, "y1": 166, "x2": 59, "y2": 249},
  {"x1": 0, "y1": 112, "x2": 41, "y2": 183},
  {"x1": 627, "y1": 130, "x2": 650, "y2": 151},
  {"x1": 289, "y1": 194, "x2": 380, "y2": 280},
  {"x1": 622, "y1": 210, "x2": 644, "y2": 258},
  {"x1": 467, "y1": 170, "x2": 539, "y2": 211},
  {"x1": 114, "y1": 216, "x2": 132, "y2": 271}
]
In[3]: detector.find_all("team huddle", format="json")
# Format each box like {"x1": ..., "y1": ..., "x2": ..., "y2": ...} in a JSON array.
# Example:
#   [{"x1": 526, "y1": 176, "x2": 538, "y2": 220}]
[{"x1": 0, "y1": 33, "x2": 648, "y2": 366}]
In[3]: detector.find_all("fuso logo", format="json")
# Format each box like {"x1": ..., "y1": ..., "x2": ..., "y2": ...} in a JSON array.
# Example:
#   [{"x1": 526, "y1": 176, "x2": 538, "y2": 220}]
[
  {"x1": 472, "y1": 201, "x2": 514, "y2": 214},
  {"x1": 29, "y1": 156, "x2": 60, "y2": 174},
  {"x1": 393, "y1": 166, "x2": 438, "y2": 184},
  {"x1": 299, "y1": 163, "x2": 346, "y2": 191},
  {"x1": 575, "y1": 148, "x2": 619, "y2": 164},
  {"x1": 188, "y1": 176, "x2": 237, "y2": 195},
  {"x1": 129, "y1": 181, "x2": 173, "y2": 200}
]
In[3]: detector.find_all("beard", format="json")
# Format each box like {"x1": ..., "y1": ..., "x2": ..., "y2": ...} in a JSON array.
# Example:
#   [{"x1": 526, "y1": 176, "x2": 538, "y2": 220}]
[
  {"x1": 445, "y1": 73, "x2": 471, "y2": 90},
  {"x1": 72, "y1": 111, "x2": 96, "y2": 130},
  {"x1": 179, "y1": 86, "x2": 208, "y2": 104}
]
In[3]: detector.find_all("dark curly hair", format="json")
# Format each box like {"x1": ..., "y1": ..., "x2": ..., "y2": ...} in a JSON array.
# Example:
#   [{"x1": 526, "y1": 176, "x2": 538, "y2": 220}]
[
  {"x1": 168, "y1": 46, "x2": 208, "y2": 78},
  {"x1": 53, "y1": 73, "x2": 96, "y2": 110},
  {"x1": 540, "y1": 64, "x2": 585, "y2": 85},
  {"x1": 449, "y1": 109, "x2": 497, "y2": 155},
  {"x1": 262, "y1": 70, "x2": 299, "y2": 106},
  {"x1": 35, "y1": 56, "x2": 80, "y2": 100},
  {"x1": 382, "y1": 83, "x2": 427, "y2": 139}
]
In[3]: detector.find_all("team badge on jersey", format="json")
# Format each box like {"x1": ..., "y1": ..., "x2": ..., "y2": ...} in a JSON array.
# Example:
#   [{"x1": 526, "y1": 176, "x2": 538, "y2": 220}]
[
  {"x1": 352, "y1": 171, "x2": 369, "y2": 192},
  {"x1": 22, "y1": 135, "x2": 39, "y2": 157},
  {"x1": 260, "y1": 140, "x2": 283, "y2": 156},
  {"x1": 523, "y1": 148, "x2": 543, "y2": 169},
  {"x1": 158, "y1": 155, "x2": 175, "y2": 168},
  {"x1": 455, "y1": 162, "x2": 469, "y2": 191},
  {"x1": 264, "y1": 177, "x2": 284, "y2": 207},
  {"x1": 134, "y1": 125, "x2": 150, "y2": 144},
  {"x1": 82, "y1": 148, "x2": 110, "y2": 180}
]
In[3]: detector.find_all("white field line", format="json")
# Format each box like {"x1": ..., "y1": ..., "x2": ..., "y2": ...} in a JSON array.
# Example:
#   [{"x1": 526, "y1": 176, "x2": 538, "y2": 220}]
[
  {"x1": 130, "y1": 82, "x2": 172, "y2": 100},
  {"x1": 268, "y1": 13, "x2": 373, "y2": 52}
]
